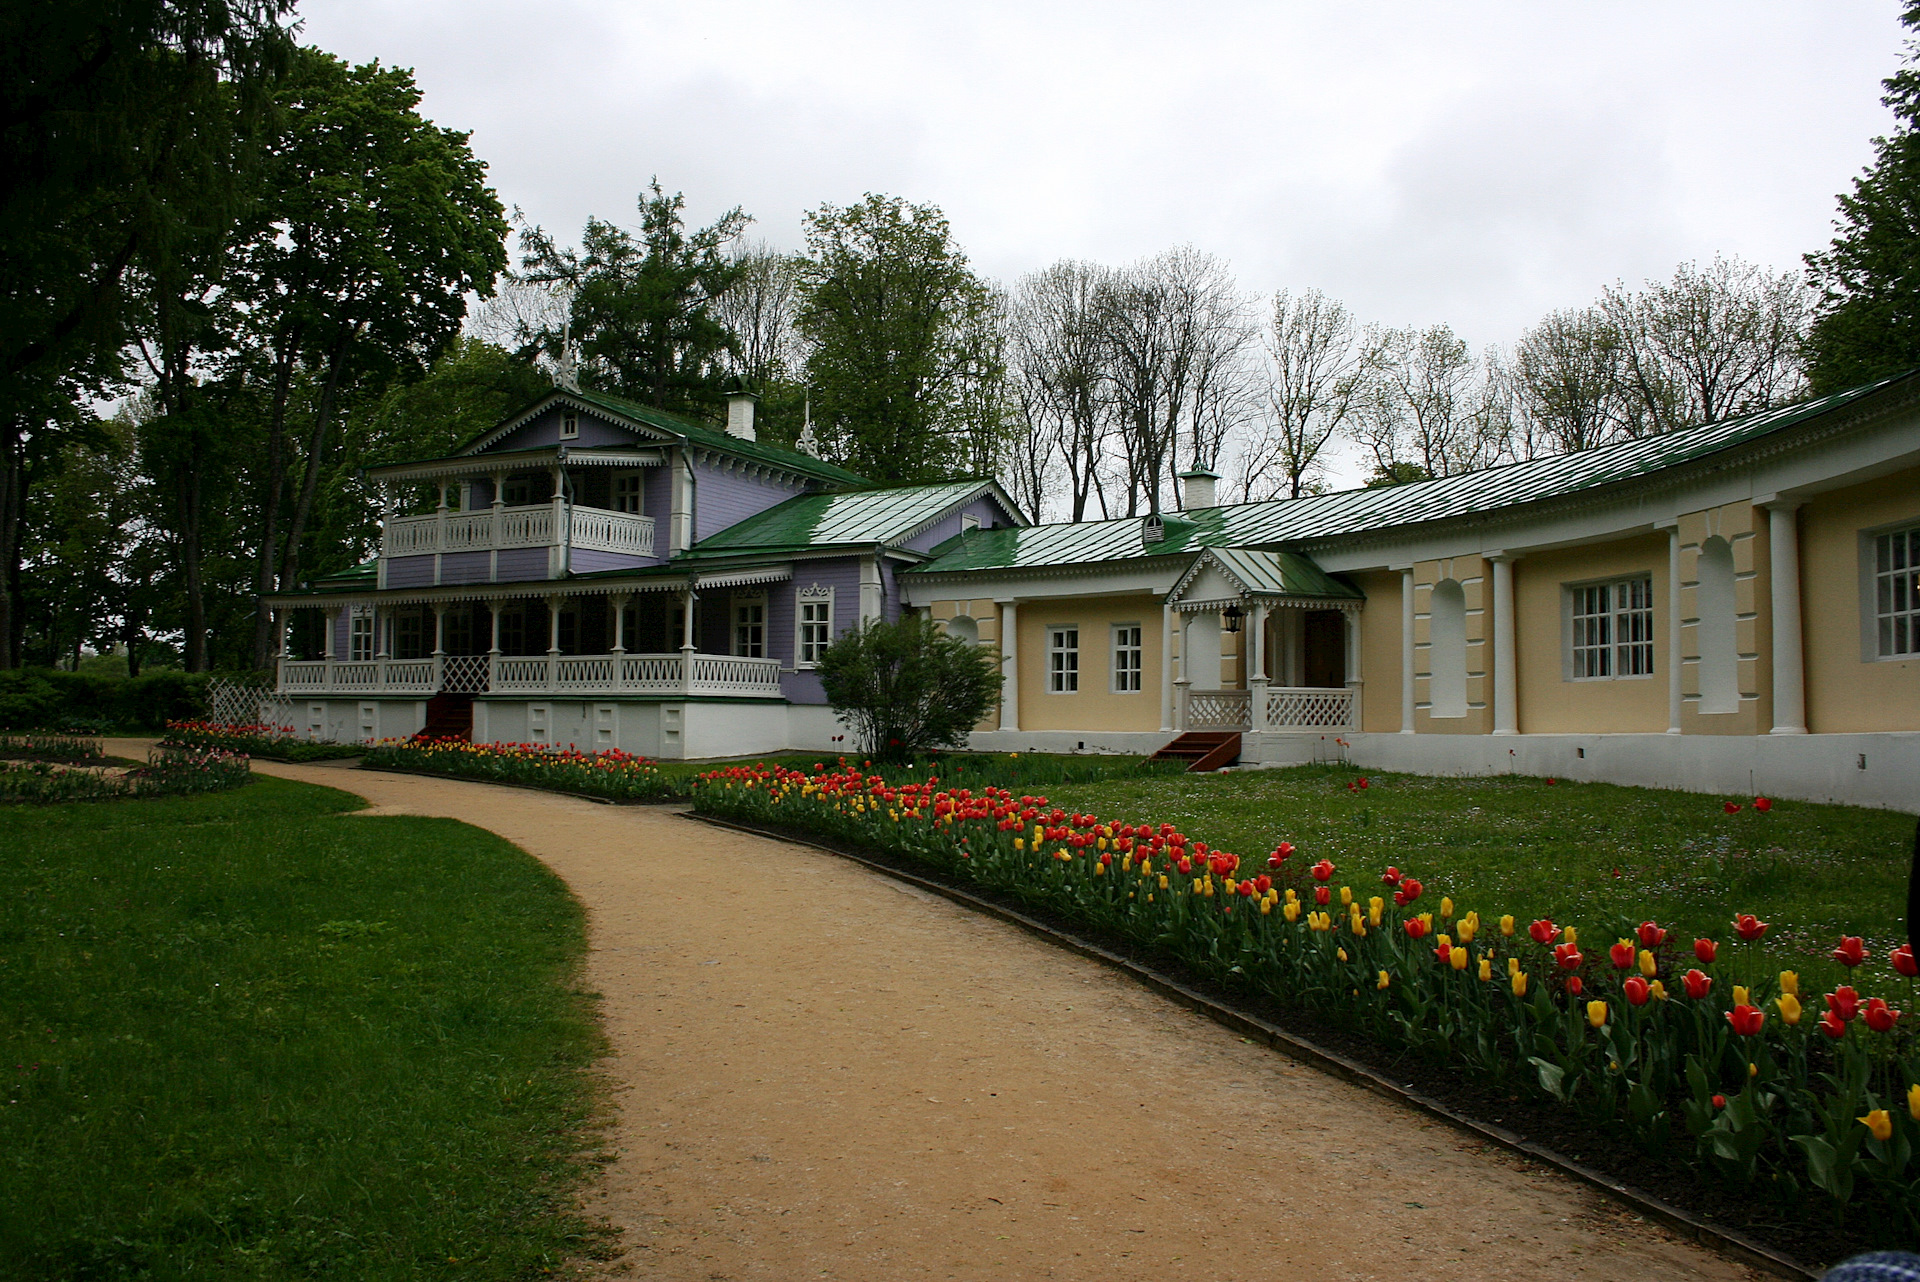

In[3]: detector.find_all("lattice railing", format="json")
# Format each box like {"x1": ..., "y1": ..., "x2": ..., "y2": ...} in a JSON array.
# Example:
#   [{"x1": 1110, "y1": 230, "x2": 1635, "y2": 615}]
[
  {"x1": 569, "y1": 508, "x2": 654, "y2": 556},
  {"x1": 555, "y1": 656, "x2": 616, "y2": 688},
  {"x1": 1187, "y1": 689, "x2": 1251, "y2": 730},
  {"x1": 689, "y1": 654, "x2": 783, "y2": 693},
  {"x1": 1264, "y1": 686, "x2": 1354, "y2": 730},
  {"x1": 620, "y1": 654, "x2": 682, "y2": 690},
  {"x1": 493, "y1": 658, "x2": 552, "y2": 690},
  {"x1": 441, "y1": 654, "x2": 491, "y2": 693},
  {"x1": 271, "y1": 651, "x2": 783, "y2": 698}
]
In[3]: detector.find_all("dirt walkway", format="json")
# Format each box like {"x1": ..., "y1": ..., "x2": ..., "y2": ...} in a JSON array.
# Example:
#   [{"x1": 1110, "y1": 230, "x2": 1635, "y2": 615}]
[{"x1": 212, "y1": 751, "x2": 1755, "y2": 1281}]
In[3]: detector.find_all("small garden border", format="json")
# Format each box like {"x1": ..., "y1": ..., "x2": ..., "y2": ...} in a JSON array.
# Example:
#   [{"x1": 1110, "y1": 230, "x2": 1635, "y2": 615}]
[
  {"x1": 352, "y1": 761, "x2": 685, "y2": 807},
  {"x1": 686, "y1": 806, "x2": 1818, "y2": 1282}
]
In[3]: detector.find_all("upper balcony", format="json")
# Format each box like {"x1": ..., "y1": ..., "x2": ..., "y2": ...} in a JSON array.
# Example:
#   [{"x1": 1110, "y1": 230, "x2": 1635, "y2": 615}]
[{"x1": 381, "y1": 504, "x2": 655, "y2": 563}]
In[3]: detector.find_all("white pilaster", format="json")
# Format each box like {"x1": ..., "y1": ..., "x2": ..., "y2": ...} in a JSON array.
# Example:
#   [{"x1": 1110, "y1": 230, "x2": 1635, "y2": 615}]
[
  {"x1": 859, "y1": 557, "x2": 884, "y2": 624},
  {"x1": 1160, "y1": 602, "x2": 1176, "y2": 732},
  {"x1": 1489, "y1": 553, "x2": 1517, "y2": 736},
  {"x1": 997, "y1": 600, "x2": 1020, "y2": 732},
  {"x1": 1399, "y1": 567, "x2": 1415, "y2": 734},
  {"x1": 1246, "y1": 601, "x2": 1268, "y2": 733},
  {"x1": 1765, "y1": 499, "x2": 1807, "y2": 734},
  {"x1": 1665, "y1": 523, "x2": 1682, "y2": 734}
]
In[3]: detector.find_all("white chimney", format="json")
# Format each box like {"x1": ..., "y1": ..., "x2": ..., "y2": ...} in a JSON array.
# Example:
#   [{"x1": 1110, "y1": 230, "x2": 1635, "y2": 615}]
[
  {"x1": 725, "y1": 390, "x2": 758, "y2": 441},
  {"x1": 1179, "y1": 468, "x2": 1219, "y2": 509}
]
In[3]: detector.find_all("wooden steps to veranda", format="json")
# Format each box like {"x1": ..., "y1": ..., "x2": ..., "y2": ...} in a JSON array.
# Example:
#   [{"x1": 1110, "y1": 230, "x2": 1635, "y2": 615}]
[
  {"x1": 414, "y1": 692, "x2": 475, "y2": 743},
  {"x1": 1150, "y1": 731, "x2": 1241, "y2": 773}
]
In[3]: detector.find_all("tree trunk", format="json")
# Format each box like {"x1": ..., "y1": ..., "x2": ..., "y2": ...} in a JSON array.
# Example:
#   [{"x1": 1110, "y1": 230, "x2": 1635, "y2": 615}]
[
  {"x1": 180, "y1": 440, "x2": 207, "y2": 671},
  {"x1": 277, "y1": 329, "x2": 355, "y2": 595},
  {"x1": 0, "y1": 422, "x2": 22, "y2": 668},
  {"x1": 249, "y1": 331, "x2": 299, "y2": 669}
]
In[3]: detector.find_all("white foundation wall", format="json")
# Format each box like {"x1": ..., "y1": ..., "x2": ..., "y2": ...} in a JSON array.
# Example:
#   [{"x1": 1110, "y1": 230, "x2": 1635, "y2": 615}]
[
  {"x1": 1338, "y1": 731, "x2": 1920, "y2": 813},
  {"x1": 287, "y1": 698, "x2": 423, "y2": 744},
  {"x1": 967, "y1": 729, "x2": 1172, "y2": 756}
]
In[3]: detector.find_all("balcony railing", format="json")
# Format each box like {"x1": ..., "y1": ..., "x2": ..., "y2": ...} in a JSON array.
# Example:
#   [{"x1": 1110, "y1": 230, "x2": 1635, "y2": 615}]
[
  {"x1": 380, "y1": 505, "x2": 654, "y2": 559},
  {"x1": 277, "y1": 651, "x2": 782, "y2": 699},
  {"x1": 1180, "y1": 685, "x2": 1355, "y2": 731}
]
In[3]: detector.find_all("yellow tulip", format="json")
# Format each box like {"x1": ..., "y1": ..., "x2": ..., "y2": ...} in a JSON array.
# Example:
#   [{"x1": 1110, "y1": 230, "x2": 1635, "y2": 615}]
[
  {"x1": 1368, "y1": 901, "x2": 1383, "y2": 928},
  {"x1": 1097, "y1": 836, "x2": 1108, "y2": 851},
  {"x1": 1337, "y1": 948, "x2": 1349, "y2": 962},
  {"x1": 1377, "y1": 970, "x2": 1391, "y2": 990},
  {"x1": 1779, "y1": 971, "x2": 1799, "y2": 998},
  {"x1": 1776, "y1": 993, "x2": 1803, "y2": 1025},
  {"x1": 1441, "y1": 896, "x2": 1454, "y2": 919},
  {"x1": 1340, "y1": 886, "x2": 1353, "y2": 907},
  {"x1": 1284, "y1": 901, "x2": 1301, "y2": 923},
  {"x1": 1587, "y1": 1000, "x2": 1608, "y2": 1028},
  {"x1": 1014, "y1": 838, "x2": 1025, "y2": 850},
  {"x1": 1352, "y1": 920, "x2": 1367, "y2": 938},
  {"x1": 1638, "y1": 949, "x2": 1657, "y2": 977},
  {"x1": 1733, "y1": 985, "x2": 1750, "y2": 1008},
  {"x1": 1192, "y1": 878, "x2": 1204, "y2": 895},
  {"x1": 1456, "y1": 919, "x2": 1476, "y2": 944},
  {"x1": 1094, "y1": 862, "x2": 1106, "y2": 877},
  {"x1": 1650, "y1": 979, "x2": 1668, "y2": 1002},
  {"x1": 1478, "y1": 957, "x2": 1492, "y2": 982},
  {"x1": 1563, "y1": 926, "x2": 1578, "y2": 946},
  {"x1": 1860, "y1": 1109, "x2": 1894, "y2": 1143},
  {"x1": 1500, "y1": 914, "x2": 1515, "y2": 937},
  {"x1": 1419, "y1": 912, "x2": 1433, "y2": 932},
  {"x1": 1260, "y1": 899, "x2": 1272, "y2": 915},
  {"x1": 1450, "y1": 947, "x2": 1469, "y2": 972},
  {"x1": 1908, "y1": 1084, "x2": 1920, "y2": 1123},
  {"x1": 1438, "y1": 933, "x2": 1453, "y2": 949},
  {"x1": 1140, "y1": 859, "x2": 1153, "y2": 876},
  {"x1": 1224, "y1": 878, "x2": 1237, "y2": 895},
  {"x1": 1158, "y1": 874, "x2": 1169, "y2": 889},
  {"x1": 1507, "y1": 956, "x2": 1520, "y2": 976},
  {"x1": 1285, "y1": 888, "x2": 1298, "y2": 903},
  {"x1": 1512, "y1": 971, "x2": 1529, "y2": 997}
]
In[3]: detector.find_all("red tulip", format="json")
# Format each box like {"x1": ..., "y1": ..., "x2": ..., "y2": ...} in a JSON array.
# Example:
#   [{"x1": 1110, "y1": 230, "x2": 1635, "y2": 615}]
[
  {"x1": 1398, "y1": 878, "x2": 1423, "y2": 903},
  {"x1": 1818, "y1": 1011, "x2": 1848, "y2": 1040},
  {"x1": 1753, "y1": 796, "x2": 1772, "y2": 812},
  {"x1": 1624, "y1": 976, "x2": 1651, "y2": 1006},
  {"x1": 1311, "y1": 859, "x2": 1335, "y2": 882},
  {"x1": 1176, "y1": 857, "x2": 1193, "y2": 875},
  {"x1": 1253, "y1": 874, "x2": 1272, "y2": 894},
  {"x1": 1554, "y1": 943, "x2": 1583, "y2": 971},
  {"x1": 1609, "y1": 941, "x2": 1634, "y2": 970},
  {"x1": 1357, "y1": 777, "x2": 1370, "y2": 789},
  {"x1": 1694, "y1": 938, "x2": 1718, "y2": 964},
  {"x1": 1381, "y1": 866, "x2": 1402, "y2": 886},
  {"x1": 1567, "y1": 976, "x2": 1584, "y2": 996},
  {"x1": 1236, "y1": 881, "x2": 1255, "y2": 897},
  {"x1": 1682, "y1": 969, "x2": 1713, "y2": 999},
  {"x1": 1529, "y1": 919, "x2": 1557, "y2": 946},
  {"x1": 1636, "y1": 921, "x2": 1667, "y2": 949},
  {"x1": 1894, "y1": 944, "x2": 1919, "y2": 978},
  {"x1": 1712, "y1": 1093, "x2": 1727, "y2": 1109},
  {"x1": 1832, "y1": 937, "x2": 1869, "y2": 967},
  {"x1": 1546, "y1": 777, "x2": 1556, "y2": 785},
  {"x1": 1404, "y1": 917, "x2": 1429, "y2": 940},
  {"x1": 1268, "y1": 842, "x2": 1294, "y2": 867},
  {"x1": 1314, "y1": 886, "x2": 1331, "y2": 906},
  {"x1": 1827, "y1": 987, "x2": 1860, "y2": 1022},
  {"x1": 1865, "y1": 997, "x2": 1901, "y2": 1033},
  {"x1": 1434, "y1": 943, "x2": 1453, "y2": 965},
  {"x1": 1723, "y1": 801, "x2": 1741, "y2": 814},
  {"x1": 1726, "y1": 1004, "x2": 1766, "y2": 1036},
  {"x1": 1733, "y1": 914, "x2": 1769, "y2": 942}
]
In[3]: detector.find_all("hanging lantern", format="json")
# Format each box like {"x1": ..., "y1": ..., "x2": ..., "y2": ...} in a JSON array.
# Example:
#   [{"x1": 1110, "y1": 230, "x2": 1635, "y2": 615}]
[{"x1": 1222, "y1": 604, "x2": 1244, "y2": 633}]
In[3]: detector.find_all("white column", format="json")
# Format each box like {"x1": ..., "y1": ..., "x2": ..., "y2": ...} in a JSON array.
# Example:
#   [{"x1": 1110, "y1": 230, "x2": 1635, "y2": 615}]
[
  {"x1": 1665, "y1": 524, "x2": 1683, "y2": 734},
  {"x1": 1174, "y1": 611, "x2": 1192, "y2": 731},
  {"x1": 1400, "y1": 568, "x2": 1416, "y2": 734},
  {"x1": 322, "y1": 607, "x2": 339, "y2": 691},
  {"x1": 1765, "y1": 500, "x2": 1807, "y2": 734},
  {"x1": 1490, "y1": 553, "x2": 1517, "y2": 736},
  {"x1": 1344, "y1": 606, "x2": 1363, "y2": 731},
  {"x1": 547, "y1": 594, "x2": 564, "y2": 691},
  {"x1": 997, "y1": 600, "x2": 1020, "y2": 731},
  {"x1": 859, "y1": 557, "x2": 884, "y2": 623},
  {"x1": 1246, "y1": 601, "x2": 1269, "y2": 733},
  {"x1": 549, "y1": 468, "x2": 567, "y2": 579},
  {"x1": 489, "y1": 471, "x2": 506, "y2": 583},
  {"x1": 680, "y1": 588, "x2": 697, "y2": 695},
  {"x1": 1159, "y1": 602, "x2": 1176, "y2": 732},
  {"x1": 610, "y1": 594, "x2": 629, "y2": 692},
  {"x1": 432, "y1": 603, "x2": 446, "y2": 656}
]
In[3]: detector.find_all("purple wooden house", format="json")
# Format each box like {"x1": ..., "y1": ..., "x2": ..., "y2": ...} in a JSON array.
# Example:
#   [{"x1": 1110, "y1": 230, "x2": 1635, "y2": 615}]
[{"x1": 266, "y1": 386, "x2": 1025, "y2": 756}]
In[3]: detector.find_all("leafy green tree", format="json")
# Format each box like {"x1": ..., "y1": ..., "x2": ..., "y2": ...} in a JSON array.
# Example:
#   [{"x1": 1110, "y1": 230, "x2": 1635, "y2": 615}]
[
  {"x1": 517, "y1": 180, "x2": 748, "y2": 416},
  {"x1": 814, "y1": 615, "x2": 1000, "y2": 760},
  {"x1": 797, "y1": 195, "x2": 1006, "y2": 482},
  {"x1": 1807, "y1": 3, "x2": 1920, "y2": 392},
  {"x1": 235, "y1": 47, "x2": 510, "y2": 664}
]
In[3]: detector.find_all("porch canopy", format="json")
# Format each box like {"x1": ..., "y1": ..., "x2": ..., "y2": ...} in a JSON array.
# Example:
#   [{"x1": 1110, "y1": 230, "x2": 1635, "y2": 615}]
[{"x1": 1166, "y1": 546, "x2": 1365, "y2": 733}]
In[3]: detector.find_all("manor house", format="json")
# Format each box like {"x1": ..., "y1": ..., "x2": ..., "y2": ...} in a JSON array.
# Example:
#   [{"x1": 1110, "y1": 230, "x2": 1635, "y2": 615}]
[{"x1": 266, "y1": 372, "x2": 1920, "y2": 809}]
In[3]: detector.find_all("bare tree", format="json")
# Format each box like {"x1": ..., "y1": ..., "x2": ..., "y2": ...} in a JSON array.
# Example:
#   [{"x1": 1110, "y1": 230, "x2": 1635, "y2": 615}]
[
  {"x1": 1509, "y1": 306, "x2": 1627, "y2": 457},
  {"x1": 1352, "y1": 324, "x2": 1508, "y2": 481},
  {"x1": 1600, "y1": 255, "x2": 1810, "y2": 435},
  {"x1": 1234, "y1": 289, "x2": 1365, "y2": 500},
  {"x1": 1008, "y1": 261, "x2": 1113, "y2": 520},
  {"x1": 712, "y1": 239, "x2": 805, "y2": 385}
]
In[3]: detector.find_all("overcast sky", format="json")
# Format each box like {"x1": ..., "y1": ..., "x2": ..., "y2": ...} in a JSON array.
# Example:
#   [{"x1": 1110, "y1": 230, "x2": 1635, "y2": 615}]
[{"x1": 301, "y1": 1, "x2": 1905, "y2": 484}]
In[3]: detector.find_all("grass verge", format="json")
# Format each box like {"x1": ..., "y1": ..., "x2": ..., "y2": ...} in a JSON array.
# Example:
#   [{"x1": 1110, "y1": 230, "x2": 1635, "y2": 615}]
[{"x1": 0, "y1": 775, "x2": 610, "y2": 1279}]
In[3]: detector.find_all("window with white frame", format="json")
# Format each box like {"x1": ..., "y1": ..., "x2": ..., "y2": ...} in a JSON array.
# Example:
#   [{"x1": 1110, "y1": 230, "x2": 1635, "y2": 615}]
[
  {"x1": 797, "y1": 586, "x2": 833, "y2": 666},
  {"x1": 560, "y1": 412, "x2": 579, "y2": 440},
  {"x1": 1876, "y1": 524, "x2": 1920, "y2": 658},
  {"x1": 503, "y1": 476, "x2": 532, "y2": 506},
  {"x1": 613, "y1": 474, "x2": 642, "y2": 514},
  {"x1": 1048, "y1": 626, "x2": 1079, "y2": 693},
  {"x1": 734, "y1": 594, "x2": 765, "y2": 658},
  {"x1": 1569, "y1": 577, "x2": 1654, "y2": 679},
  {"x1": 395, "y1": 610, "x2": 425, "y2": 660},
  {"x1": 1112, "y1": 623, "x2": 1143, "y2": 692},
  {"x1": 349, "y1": 607, "x2": 374, "y2": 661}
]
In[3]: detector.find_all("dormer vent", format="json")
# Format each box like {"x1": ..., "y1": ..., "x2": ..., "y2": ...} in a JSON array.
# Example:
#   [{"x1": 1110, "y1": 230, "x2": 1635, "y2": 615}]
[{"x1": 1143, "y1": 514, "x2": 1166, "y2": 545}]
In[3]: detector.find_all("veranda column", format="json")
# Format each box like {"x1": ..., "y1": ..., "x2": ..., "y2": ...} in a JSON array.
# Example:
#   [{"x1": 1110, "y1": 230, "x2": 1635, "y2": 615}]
[
  {"x1": 1489, "y1": 553, "x2": 1517, "y2": 736},
  {"x1": 1665, "y1": 524, "x2": 1683, "y2": 734},
  {"x1": 433, "y1": 482, "x2": 449, "y2": 586},
  {"x1": 374, "y1": 605, "x2": 390, "y2": 692},
  {"x1": 680, "y1": 587, "x2": 697, "y2": 696},
  {"x1": 1765, "y1": 499, "x2": 1807, "y2": 734},
  {"x1": 610, "y1": 593, "x2": 630, "y2": 691},
  {"x1": 1246, "y1": 601, "x2": 1269, "y2": 733},
  {"x1": 322, "y1": 606, "x2": 338, "y2": 690},
  {"x1": 489, "y1": 470, "x2": 506, "y2": 583},
  {"x1": 272, "y1": 609, "x2": 289, "y2": 690},
  {"x1": 431, "y1": 603, "x2": 447, "y2": 691},
  {"x1": 546, "y1": 594, "x2": 564, "y2": 693},
  {"x1": 487, "y1": 599, "x2": 502, "y2": 691},
  {"x1": 1344, "y1": 606, "x2": 1363, "y2": 731},
  {"x1": 1174, "y1": 611, "x2": 1192, "y2": 732},
  {"x1": 1160, "y1": 602, "x2": 1176, "y2": 733},
  {"x1": 1400, "y1": 568, "x2": 1415, "y2": 734},
  {"x1": 997, "y1": 599, "x2": 1020, "y2": 732}
]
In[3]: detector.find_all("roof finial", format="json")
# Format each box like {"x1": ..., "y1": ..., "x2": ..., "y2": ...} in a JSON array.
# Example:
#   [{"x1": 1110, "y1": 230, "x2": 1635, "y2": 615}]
[
  {"x1": 795, "y1": 388, "x2": 821, "y2": 458},
  {"x1": 552, "y1": 321, "x2": 580, "y2": 393}
]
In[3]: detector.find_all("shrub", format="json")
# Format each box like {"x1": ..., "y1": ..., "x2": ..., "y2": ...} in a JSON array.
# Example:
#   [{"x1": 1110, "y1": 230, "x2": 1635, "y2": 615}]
[
  {"x1": 814, "y1": 616, "x2": 1000, "y2": 761},
  {"x1": 0, "y1": 668, "x2": 212, "y2": 731}
]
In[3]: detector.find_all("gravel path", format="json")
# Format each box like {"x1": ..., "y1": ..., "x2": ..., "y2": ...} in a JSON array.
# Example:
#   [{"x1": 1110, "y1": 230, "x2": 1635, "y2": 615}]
[{"x1": 223, "y1": 753, "x2": 1756, "y2": 1282}]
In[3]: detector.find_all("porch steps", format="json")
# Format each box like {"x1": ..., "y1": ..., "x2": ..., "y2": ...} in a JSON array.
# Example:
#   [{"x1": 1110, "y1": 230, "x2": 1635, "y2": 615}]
[
  {"x1": 415, "y1": 692, "x2": 474, "y2": 743},
  {"x1": 1151, "y1": 731, "x2": 1241, "y2": 773}
]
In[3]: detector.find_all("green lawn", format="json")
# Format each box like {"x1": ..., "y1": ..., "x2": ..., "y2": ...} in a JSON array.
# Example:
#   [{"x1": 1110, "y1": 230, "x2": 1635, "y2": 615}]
[
  {"x1": 0, "y1": 776, "x2": 608, "y2": 1279},
  {"x1": 1045, "y1": 763, "x2": 1918, "y2": 995}
]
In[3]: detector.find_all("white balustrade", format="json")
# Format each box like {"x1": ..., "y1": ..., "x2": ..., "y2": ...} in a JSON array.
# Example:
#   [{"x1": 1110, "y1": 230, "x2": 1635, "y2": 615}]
[
  {"x1": 1187, "y1": 689, "x2": 1251, "y2": 730},
  {"x1": 278, "y1": 649, "x2": 784, "y2": 698},
  {"x1": 280, "y1": 661, "x2": 327, "y2": 688},
  {"x1": 569, "y1": 508, "x2": 655, "y2": 557},
  {"x1": 380, "y1": 505, "x2": 654, "y2": 558},
  {"x1": 1263, "y1": 686, "x2": 1355, "y2": 730}
]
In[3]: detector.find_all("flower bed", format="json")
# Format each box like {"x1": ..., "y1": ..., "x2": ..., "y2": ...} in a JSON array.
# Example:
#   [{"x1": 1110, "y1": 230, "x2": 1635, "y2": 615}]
[
  {"x1": 361, "y1": 739, "x2": 677, "y2": 802},
  {"x1": 161, "y1": 721, "x2": 365, "y2": 762},
  {"x1": 0, "y1": 732, "x2": 105, "y2": 763},
  {"x1": 692, "y1": 760, "x2": 1920, "y2": 1235},
  {"x1": 0, "y1": 745, "x2": 251, "y2": 804}
]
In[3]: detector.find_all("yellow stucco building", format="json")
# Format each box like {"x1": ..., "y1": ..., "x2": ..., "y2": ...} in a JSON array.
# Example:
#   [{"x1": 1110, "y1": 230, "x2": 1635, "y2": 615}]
[{"x1": 902, "y1": 373, "x2": 1920, "y2": 811}]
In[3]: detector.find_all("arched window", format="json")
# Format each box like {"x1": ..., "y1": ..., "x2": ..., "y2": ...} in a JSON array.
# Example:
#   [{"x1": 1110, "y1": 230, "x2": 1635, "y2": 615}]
[
  {"x1": 1429, "y1": 579, "x2": 1468, "y2": 718},
  {"x1": 944, "y1": 614, "x2": 979, "y2": 646},
  {"x1": 1697, "y1": 537, "x2": 1738, "y2": 713}
]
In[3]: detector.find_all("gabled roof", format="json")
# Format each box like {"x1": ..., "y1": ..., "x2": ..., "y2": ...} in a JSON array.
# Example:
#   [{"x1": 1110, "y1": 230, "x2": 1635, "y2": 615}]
[
  {"x1": 684, "y1": 478, "x2": 1022, "y2": 559},
  {"x1": 454, "y1": 387, "x2": 871, "y2": 488},
  {"x1": 910, "y1": 372, "x2": 1915, "y2": 574},
  {"x1": 1172, "y1": 547, "x2": 1362, "y2": 603}
]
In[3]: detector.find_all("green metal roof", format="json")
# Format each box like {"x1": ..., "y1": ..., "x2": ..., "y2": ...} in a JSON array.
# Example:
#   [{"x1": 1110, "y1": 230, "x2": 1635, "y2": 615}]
[
  {"x1": 308, "y1": 559, "x2": 377, "y2": 590},
  {"x1": 685, "y1": 479, "x2": 1008, "y2": 557},
  {"x1": 912, "y1": 374, "x2": 1913, "y2": 575},
  {"x1": 557, "y1": 389, "x2": 871, "y2": 487},
  {"x1": 1198, "y1": 547, "x2": 1362, "y2": 600}
]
